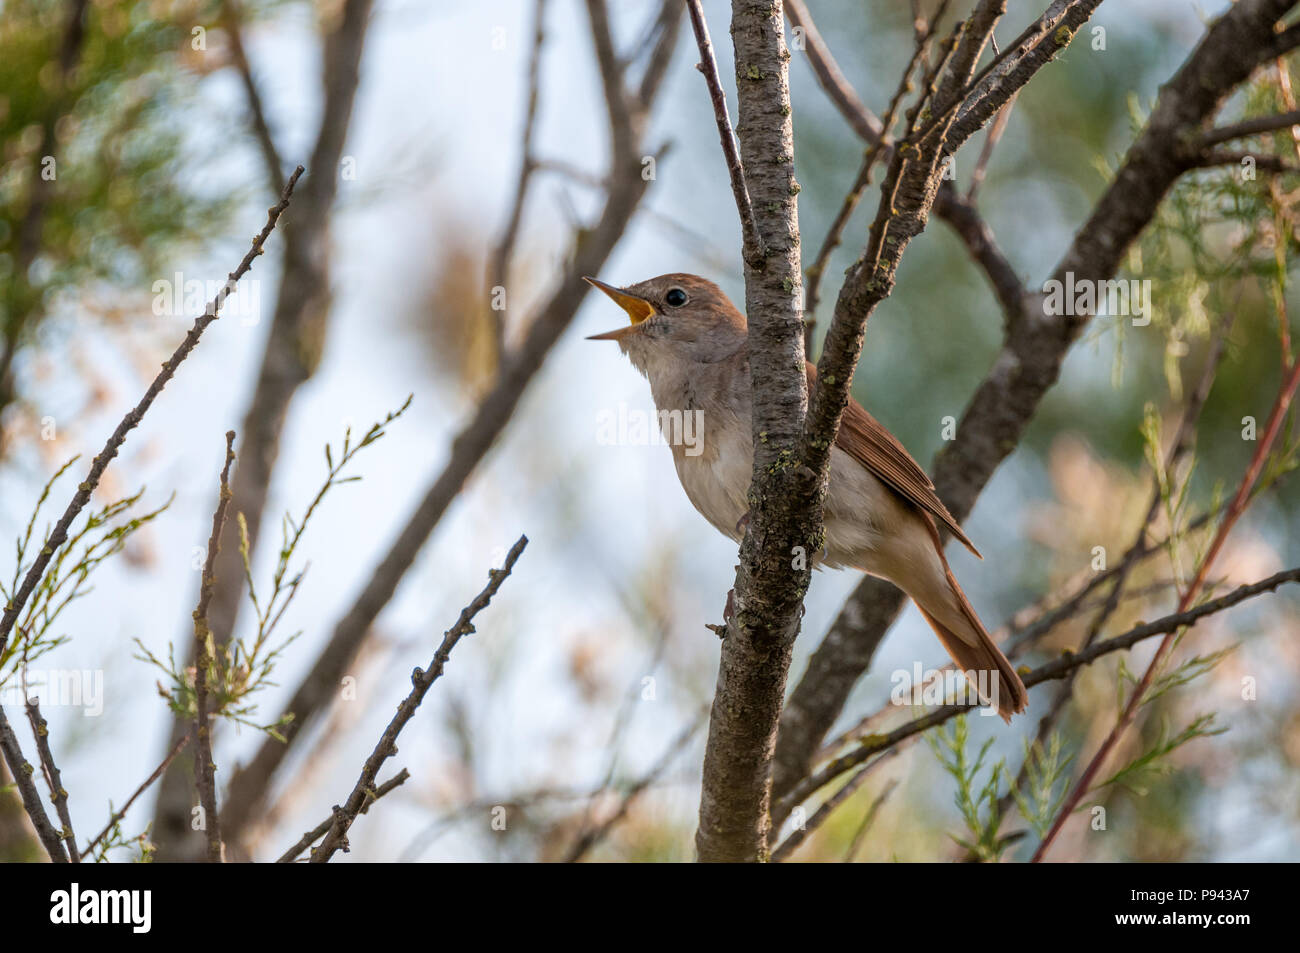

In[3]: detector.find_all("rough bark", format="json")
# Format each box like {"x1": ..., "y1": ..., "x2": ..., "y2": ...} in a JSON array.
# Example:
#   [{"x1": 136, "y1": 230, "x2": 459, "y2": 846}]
[{"x1": 694, "y1": 0, "x2": 810, "y2": 863}]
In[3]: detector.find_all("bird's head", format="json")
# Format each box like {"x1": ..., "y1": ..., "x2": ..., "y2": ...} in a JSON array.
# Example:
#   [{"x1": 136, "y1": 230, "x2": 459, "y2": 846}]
[{"x1": 584, "y1": 273, "x2": 747, "y2": 369}]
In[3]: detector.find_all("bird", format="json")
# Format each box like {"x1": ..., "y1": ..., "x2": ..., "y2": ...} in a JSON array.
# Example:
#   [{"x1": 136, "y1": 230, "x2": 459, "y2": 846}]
[{"x1": 584, "y1": 272, "x2": 1027, "y2": 721}]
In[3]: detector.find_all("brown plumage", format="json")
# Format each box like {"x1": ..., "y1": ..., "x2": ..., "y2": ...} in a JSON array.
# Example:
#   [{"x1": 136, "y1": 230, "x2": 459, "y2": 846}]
[{"x1": 586, "y1": 273, "x2": 1027, "y2": 720}]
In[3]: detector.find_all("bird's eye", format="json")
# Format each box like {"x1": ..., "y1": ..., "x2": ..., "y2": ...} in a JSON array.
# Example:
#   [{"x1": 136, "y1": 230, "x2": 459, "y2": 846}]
[{"x1": 665, "y1": 288, "x2": 688, "y2": 307}]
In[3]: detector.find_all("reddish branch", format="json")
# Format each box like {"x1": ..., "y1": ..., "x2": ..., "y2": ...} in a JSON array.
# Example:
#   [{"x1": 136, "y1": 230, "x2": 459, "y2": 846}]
[
  {"x1": 1031, "y1": 352, "x2": 1300, "y2": 861},
  {"x1": 776, "y1": 564, "x2": 1300, "y2": 820},
  {"x1": 774, "y1": 0, "x2": 1300, "y2": 804},
  {"x1": 82, "y1": 732, "x2": 192, "y2": 859}
]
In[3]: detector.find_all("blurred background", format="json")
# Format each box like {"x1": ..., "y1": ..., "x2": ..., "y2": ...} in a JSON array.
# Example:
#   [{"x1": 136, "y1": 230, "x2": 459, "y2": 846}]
[{"x1": 0, "y1": 0, "x2": 1296, "y2": 862}]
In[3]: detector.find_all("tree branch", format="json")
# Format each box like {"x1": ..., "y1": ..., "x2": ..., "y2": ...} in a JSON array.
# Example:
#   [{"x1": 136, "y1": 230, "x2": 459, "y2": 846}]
[
  {"x1": 0, "y1": 704, "x2": 66, "y2": 862},
  {"x1": 217, "y1": 2, "x2": 681, "y2": 848},
  {"x1": 693, "y1": 0, "x2": 809, "y2": 864},
  {"x1": 310, "y1": 537, "x2": 526, "y2": 862},
  {"x1": 773, "y1": 0, "x2": 1296, "y2": 803},
  {"x1": 154, "y1": 0, "x2": 378, "y2": 857},
  {"x1": 222, "y1": 0, "x2": 285, "y2": 196},
  {"x1": 685, "y1": 0, "x2": 764, "y2": 264},
  {"x1": 191, "y1": 431, "x2": 237, "y2": 863},
  {"x1": 489, "y1": 0, "x2": 548, "y2": 368},
  {"x1": 276, "y1": 768, "x2": 408, "y2": 863},
  {"x1": 82, "y1": 732, "x2": 191, "y2": 859},
  {"x1": 0, "y1": 166, "x2": 302, "y2": 662},
  {"x1": 777, "y1": 565, "x2": 1300, "y2": 819},
  {"x1": 22, "y1": 696, "x2": 77, "y2": 862}
]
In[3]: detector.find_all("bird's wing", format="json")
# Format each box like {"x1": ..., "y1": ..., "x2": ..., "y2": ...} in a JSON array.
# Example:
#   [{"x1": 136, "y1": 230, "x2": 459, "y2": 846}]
[{"x1": 807, "y1": 361, "x2": 981, "y2": 559}]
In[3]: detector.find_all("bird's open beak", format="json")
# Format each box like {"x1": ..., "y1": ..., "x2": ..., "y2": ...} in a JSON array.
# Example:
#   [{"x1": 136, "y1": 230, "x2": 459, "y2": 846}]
[{"x1": 584, "y1": 277, "x2": 656, "y2": 341}]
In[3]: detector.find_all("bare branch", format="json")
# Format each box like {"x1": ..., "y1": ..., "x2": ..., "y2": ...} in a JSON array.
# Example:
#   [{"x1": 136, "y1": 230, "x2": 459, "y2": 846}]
[
  {"x1": 685, "y1": 0, "x2": 764, "y2": 265},
  {"x1": 22, "y1": 697, "x2": 77, "y2": 861},
  {"x1": 311, "y1": 537, "x2": 527, "y2": 862},
  {"x1": 218, "y1": 6, "x2": 680, "y2": 846},
  {"x1": 784, "y1": 0, "x2": 883, "y2": 142},
  {"x1": 1199, "y1": 108, "x2": 1300, "y2": 148},
  {"x1": 191, "y1": 431, "x2": 238, "y2": 863},
  {"x1": 222, "y1": 0, "x2": 285, "y2": 196},
  {"x1": 778, "y1": 566, "x2": 1300, "y2": 820},
  {"x1": 0, "y1": 704, "x2": 66, "y2": 862},
  {"x1": 276, "y1": 768, "x2": 409, "y2": 863},
  {"x1": 82, "y1": 732, "x2": 191, "y2": 859},
  {"x1": 0, "y1": 166, "x2": 303, "y2": 662},
  {"x1": 636, "y1": 0, "x2": 684, "y2": 109},
  {"x1": 489, "y1": 0, "x2": 549, "y2": 368},
  {"x1": 563, "y1": 714, "x2": 703, "y2": 863}
]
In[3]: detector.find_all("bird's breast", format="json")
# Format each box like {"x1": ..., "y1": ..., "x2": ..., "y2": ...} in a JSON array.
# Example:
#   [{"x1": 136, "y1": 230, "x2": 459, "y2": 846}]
[{"x1": 666, "y1": 405, "x2": 752, "y2": 542}]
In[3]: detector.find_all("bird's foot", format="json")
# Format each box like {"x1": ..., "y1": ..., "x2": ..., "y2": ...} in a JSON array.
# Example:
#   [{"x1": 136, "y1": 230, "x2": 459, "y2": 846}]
[{"x1": 705, "y1": 588, "x2": 737, "y2": 640}]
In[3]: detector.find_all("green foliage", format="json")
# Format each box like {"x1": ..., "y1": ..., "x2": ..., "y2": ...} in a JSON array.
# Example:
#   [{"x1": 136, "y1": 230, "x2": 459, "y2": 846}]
[
  {"x1": 1097, "y1": 713, "x2": 1226, "y2": 798},
  {"x1": 87, "y1": 813, "x2": 154, "y2": 864},
  {"x1": 0, "y1": 456, "x2": 169, "y2": 683},
  {"x1": 927, "y1": 714, "x2": 1008, "y2": 862},
  {"x1": 0, "y1": 0, "x2": 234, "y2": 402},
  {"x1": 1132, "y1": 645, "x2": 1236, "y2": 710},
  {"x1": 1010, "y1": 733, "x2": 1074, "y2": 840},
  {"x1": 136, "y1": 397, "x2": 413, "y2": 739}
]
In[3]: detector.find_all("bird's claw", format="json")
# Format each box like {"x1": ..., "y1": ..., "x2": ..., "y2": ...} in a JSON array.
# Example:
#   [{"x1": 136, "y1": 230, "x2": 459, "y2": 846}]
[{"x1": 705, "y1": 588, "x2": 737, "y2": 641}]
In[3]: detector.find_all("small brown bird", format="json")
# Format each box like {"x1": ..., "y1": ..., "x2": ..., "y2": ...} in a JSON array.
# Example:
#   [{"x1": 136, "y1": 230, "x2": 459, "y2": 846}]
[{"x1": 586, "y1": 273, "x2": 1027, "y2": 721}]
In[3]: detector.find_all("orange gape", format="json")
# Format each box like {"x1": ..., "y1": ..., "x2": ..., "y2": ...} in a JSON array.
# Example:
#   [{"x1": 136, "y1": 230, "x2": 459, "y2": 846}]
[{"x1": 587, "y1": 273, "x2": 1027, "y2": 721}]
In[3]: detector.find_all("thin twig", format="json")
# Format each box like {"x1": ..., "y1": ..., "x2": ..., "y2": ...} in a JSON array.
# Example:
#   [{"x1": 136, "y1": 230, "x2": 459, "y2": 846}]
[
  {"x1": 22, "y1": 696, "x2": 77, "y2": 861},
  {"x1": 0, "y1": 167, "x2": 303, "y2": 662},
  {"x1": 844, "y1": 779, "x2": 898, "y2": 862},
  {"x1": 191, "y1": 431, "x2": 237, "y2": 863},
  {"x1": 311, "y1": 536, "x2": 528, "y2": 862},
  {"x1": 0, "y1": 704, "x2": 66, "y2": 862},
  {"x1": 1198, "y1": 109, "x2": 1300, "y2": 149},
  {"x1": 563, "y1": 713, "x2": 704, "y2": 863},
  {"x1": 778, "y1": 565, "x2": 1300, "y2": 820},
  {"x1": 771, "y1": 749, "x2": 898, "y2": 862},
  {"x1": 966, "y1": 92, "x2": 1016, "y2": 201},
  {"x1": 276, "y1": 768, "x2": 409, "y2": 863},
  {"x1": 785, "y1": 0, "x2": 883, "y2": 142},
  {"x1": 82, "y1": 732, "x2": 192, "y2": 859},
  {"x1": 489, "y1": 0, "x2": 548, "y2": 369},
  {"x1": 1032, "y1": 346, "x2": 1300, "y2": 862},
  {"x1": 685, "y1": 0, "x2": 764, "y2": 265},
  {"x1": 222, "y1": 0, "x2": 285, "y2": 196}
]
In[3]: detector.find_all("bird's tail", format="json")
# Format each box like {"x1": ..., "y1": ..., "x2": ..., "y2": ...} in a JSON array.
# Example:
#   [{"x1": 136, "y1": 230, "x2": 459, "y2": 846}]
[{"x1": 907, "y1": 553, "x2": 1027, "y2": 723}]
